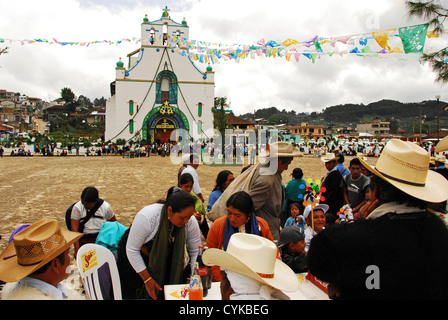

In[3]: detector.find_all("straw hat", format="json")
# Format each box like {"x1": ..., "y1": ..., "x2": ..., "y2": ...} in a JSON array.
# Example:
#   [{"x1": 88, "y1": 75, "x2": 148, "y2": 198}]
[
  {"x1": 0, "y1": 219, "x2": 82, "y2": 283},
  {"x1": 358, "y1": 139, "x2": 448, "y2": 203},
  {"x1": 202, "y1": 233, "x2": 299, "y2": 292},
  {"x1": 435, "y1": 135, "x2": 448, "y2": 153},
  {"x1": 267, "y1": 141, "x2": 302, "y2": 158},
  {"x1": 320, "y1": 153, "x2": 339, "y2": 162},
  {"x1": 356, "y1": 153, "x2": 368, "y2": 161}
]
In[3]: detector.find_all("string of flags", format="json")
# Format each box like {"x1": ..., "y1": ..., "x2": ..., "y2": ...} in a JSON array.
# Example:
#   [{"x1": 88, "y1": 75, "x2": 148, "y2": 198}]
[{"x1": 1, "y1": 23, "x2": 446, "y2": 64}]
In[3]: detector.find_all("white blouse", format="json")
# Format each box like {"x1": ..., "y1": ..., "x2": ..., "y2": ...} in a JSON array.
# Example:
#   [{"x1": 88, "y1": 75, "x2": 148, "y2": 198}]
[{"x1": 126, "y1": 203, "x2": 201, "y2": 274}]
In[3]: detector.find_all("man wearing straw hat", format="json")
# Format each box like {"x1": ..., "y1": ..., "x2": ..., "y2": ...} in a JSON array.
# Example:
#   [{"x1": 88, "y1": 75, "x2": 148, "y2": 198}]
[
  {"x1": 0, "y1": 219, "x2": 83, "y2": 300},
  {"x1": 307, "y1": 139, "x2": 448, "y2": 299},
  {"x1": 247, "y1": 141, "x2": 302, "y2": 241}
]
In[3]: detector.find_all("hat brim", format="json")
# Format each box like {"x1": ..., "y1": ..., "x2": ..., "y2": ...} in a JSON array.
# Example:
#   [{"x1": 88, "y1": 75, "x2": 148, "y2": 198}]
[
  {"x1": 358, "y1": 156, "x2": 448, "y2": 203},
  {"x1": 0, "y1": 229, "x2": 82, "y2": 283},
  {"x1": 436, "y1": 136, "x2": 448, "y2": 153},
  {"x1": 321, "y1": 156, "x2": 339, "y2": 163},
  {"x1": 202, "y1": 248, "x2": 299, "y2": 292},
  {"x1": 267, "y1": 150, "x2": 303, "y2": 158}
]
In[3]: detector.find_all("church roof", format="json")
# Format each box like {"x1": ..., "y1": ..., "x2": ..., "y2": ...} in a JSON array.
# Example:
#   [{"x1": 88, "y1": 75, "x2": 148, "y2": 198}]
[{"x1": 226, "y1": 113, "x2": 255, "y2": 125}]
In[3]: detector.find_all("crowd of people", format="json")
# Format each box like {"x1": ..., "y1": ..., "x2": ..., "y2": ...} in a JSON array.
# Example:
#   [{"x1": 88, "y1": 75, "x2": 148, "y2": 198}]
[{"x1": 1, "y1": 137, "x2": 448, "y2": 301}]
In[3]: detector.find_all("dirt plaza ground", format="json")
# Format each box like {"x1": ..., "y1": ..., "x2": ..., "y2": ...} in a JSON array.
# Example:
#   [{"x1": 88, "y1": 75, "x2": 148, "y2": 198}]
[{"x1": 0, "y1": 152, "x2": 372, "y2": 252}]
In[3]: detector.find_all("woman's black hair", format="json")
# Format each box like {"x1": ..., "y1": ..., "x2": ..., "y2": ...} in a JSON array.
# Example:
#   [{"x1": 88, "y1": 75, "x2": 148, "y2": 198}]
[
  {"x1": 226, "y1": 191, "x2": 254, "y2": 217},
  {"x1": 178, "y1": 172, "x2": 194, "y2": 186},
  {"x1": 165, "y1": 187, "x2": 196, "y2": 213},
  {"x1": 213, "y1": 170, "x2": 233, "y2": 192},
  {"x1": 81, "y1": 186, "x2": 99, "y2": 203}
]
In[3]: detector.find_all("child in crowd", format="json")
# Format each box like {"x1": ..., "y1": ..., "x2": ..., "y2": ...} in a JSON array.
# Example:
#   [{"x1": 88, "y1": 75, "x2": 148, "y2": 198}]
[
  {"x1": 178, "y1": 172, "x2": 208, "y2": 238},
  {"x1": 303, "y1": 204, "x2": 328, "y2": 252},
  {"x1": 284, "y1": 202, "x2": 305, "y2": 232},
  {"x1": 278, "y1": 225, "x2": 308, "y2": 273}
]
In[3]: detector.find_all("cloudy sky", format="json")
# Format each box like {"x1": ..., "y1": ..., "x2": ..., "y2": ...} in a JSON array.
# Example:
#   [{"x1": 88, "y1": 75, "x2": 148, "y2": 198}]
[{"x1": 1, "y1": 0, "x2": 447, "y2": 116}]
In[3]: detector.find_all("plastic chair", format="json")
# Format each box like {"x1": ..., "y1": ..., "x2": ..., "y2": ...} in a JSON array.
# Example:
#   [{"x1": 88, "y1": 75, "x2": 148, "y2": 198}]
[{"x1": 76, "y1": 243, "x2": 122, "y2": 300}]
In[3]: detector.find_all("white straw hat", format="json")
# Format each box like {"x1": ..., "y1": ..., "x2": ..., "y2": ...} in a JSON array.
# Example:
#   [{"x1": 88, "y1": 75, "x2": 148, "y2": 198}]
[
  {"x1": 320, "y1": 153, "x2": 339, "y2": 162},
  {"x1": 202, "y1": 233, "x2": 299, "y2": 292},
  {"x1": 435, "y1": 135, "x2": 448, "y2": 153},
  {"x1": 359, "y1": 139, "x2": 448, "y2": 203},
  {"x1": 267, "y1": 141, "x2": 302, "y2": 158}
]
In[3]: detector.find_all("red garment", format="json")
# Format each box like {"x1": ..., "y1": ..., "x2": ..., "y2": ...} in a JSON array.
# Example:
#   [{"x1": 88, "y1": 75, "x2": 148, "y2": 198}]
[{"x1": 205, "y1": 215, "x2": 274, "y2": 281}]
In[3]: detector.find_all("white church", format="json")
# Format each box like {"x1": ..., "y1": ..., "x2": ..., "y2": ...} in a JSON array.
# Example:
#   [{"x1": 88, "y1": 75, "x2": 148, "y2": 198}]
[{"x1": 105, "y1": 7, "x2": 215, "y2": 144}]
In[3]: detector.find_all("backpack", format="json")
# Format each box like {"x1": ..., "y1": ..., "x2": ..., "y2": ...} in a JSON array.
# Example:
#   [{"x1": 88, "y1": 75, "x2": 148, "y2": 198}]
[{"x1": 65, "y1": 199, "x2": 105, "y2": 233}]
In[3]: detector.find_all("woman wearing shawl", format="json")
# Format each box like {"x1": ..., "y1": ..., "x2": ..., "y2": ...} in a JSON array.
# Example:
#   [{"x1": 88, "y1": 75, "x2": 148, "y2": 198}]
[
  {"x1": 116, "y1": 188, "x2": 201, "y2": 300},
  {"x1": 206, "y1": 191, "x2": 273, "y2": 282}
]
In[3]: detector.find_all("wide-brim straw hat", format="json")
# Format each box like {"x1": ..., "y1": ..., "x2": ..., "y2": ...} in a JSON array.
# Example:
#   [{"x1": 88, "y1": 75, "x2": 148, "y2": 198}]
[
  {"x1": 0, "y1": 218, "x2": 82, "y2": 283},
  {"x1": 202, "y1": 233, "x2": 299, "y2": 292},
  {"x1": 436, "y1": 135, "x2": 448, "y2": 153},
  {"x1": 320, "y1": 153, "x2": 339, "y2": 162},
  {"x1": 358, "y1": 139, "x2": 448, "y2": 203},
  {"x1": 267, "y1": 141, "x2": 302, "y2": 158}
]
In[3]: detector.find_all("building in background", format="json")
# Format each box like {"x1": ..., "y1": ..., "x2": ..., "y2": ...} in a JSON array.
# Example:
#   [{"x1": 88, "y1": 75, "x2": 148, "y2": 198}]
[{"x1": 105, "y1": 7, "x2": 215, "y2": 144}]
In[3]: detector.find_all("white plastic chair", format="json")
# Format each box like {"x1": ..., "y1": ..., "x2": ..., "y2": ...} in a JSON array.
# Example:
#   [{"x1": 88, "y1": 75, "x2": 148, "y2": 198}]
[{"x1": 76, "y1": 243, "x2": 122, "y2": 300}]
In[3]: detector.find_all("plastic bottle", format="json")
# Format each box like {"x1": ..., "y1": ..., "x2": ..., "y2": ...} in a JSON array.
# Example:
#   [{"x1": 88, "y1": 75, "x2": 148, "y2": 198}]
[{"x1": 189, "y1": 262, "x2": 203, "y2": 300}]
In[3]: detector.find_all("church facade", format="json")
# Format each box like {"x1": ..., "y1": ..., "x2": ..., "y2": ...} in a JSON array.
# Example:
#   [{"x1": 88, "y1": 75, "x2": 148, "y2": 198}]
[{"x1": 105, "y1": 7, "x2": 215, "y2": 144}]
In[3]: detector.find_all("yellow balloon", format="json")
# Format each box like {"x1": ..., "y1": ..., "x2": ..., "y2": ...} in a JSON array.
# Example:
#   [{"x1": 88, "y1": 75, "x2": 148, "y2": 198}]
[
  {"x1": 315, "y1": 179, "x2": 321, "y2": 185},
  {"x1": 307, "y1": 178, "x2": 313, "y2": 184}
]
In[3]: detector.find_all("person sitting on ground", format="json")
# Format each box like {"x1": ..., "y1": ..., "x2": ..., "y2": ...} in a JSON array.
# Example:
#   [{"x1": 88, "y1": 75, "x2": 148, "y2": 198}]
[
  {"x1": 207, "y1": 170, "x2": 234, "y2": 212},
  {"x1": 278, "y1": 225, "x2": 308, "y2": 273},
  {"x1": 178, "y1": 172, "x2": 208, "y2": 239},
  {"x1": 206, "y1": 191, "x2": 273, "y2": 282},
  {"x1": 70, "y1": 186, "x2": 117, "y2": 257},
  {"x1": 303, "y1": 204, "x2": 329, "y2": 253},
  {"x1": 0, "y1": 218, "x2": 83, "y2": 300},
  {"x1": 307, "y1": 139, "x2": 448, "y2": 299},
  {"x1": 203, "y1": 233, "x2": 299, "y2": 300}
]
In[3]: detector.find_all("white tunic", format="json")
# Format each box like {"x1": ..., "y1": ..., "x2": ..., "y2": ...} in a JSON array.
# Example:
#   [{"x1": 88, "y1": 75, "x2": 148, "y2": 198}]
[
  {"x1": 71, "y1": 200, "x2": 114, "y2": 234},
  {"x1": 126, "y1": 203, "x2": 201, "y2": 274}
]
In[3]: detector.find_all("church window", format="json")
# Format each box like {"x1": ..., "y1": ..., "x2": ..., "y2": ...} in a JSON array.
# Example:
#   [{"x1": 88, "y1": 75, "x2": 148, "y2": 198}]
[
  {"x1": 156, "y1": 70, "x2": 178, "y2": 105},
  {"x1": 163, "y1": 23, "x2": 168, "y2": 45}
]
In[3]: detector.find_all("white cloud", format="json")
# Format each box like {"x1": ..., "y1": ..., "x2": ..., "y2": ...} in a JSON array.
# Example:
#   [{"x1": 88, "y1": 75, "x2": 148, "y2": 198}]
[{"x1": 0, "y1": 0, "x2": 446, "y2": 116}]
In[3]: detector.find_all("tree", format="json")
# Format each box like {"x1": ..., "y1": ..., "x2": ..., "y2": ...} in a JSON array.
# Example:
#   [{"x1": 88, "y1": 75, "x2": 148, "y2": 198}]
[
  {"x1": 406, "y1": 1, "x2": 448, "y2": 83},
  {"x1": 60, "y1": 87, "x2": 78, "y2": 114},
  {"x1": 213, "y1": 97, "x2": 230, "y2": 153},
  {"x1": 94, "y1": 97, "x2": 107, "y2": 107}
]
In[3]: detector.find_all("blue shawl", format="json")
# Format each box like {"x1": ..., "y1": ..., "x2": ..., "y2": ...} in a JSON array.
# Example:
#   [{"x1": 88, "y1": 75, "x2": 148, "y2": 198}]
[{"x1": 223, "y1": 212, "x2": 261, "y2": 250}]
